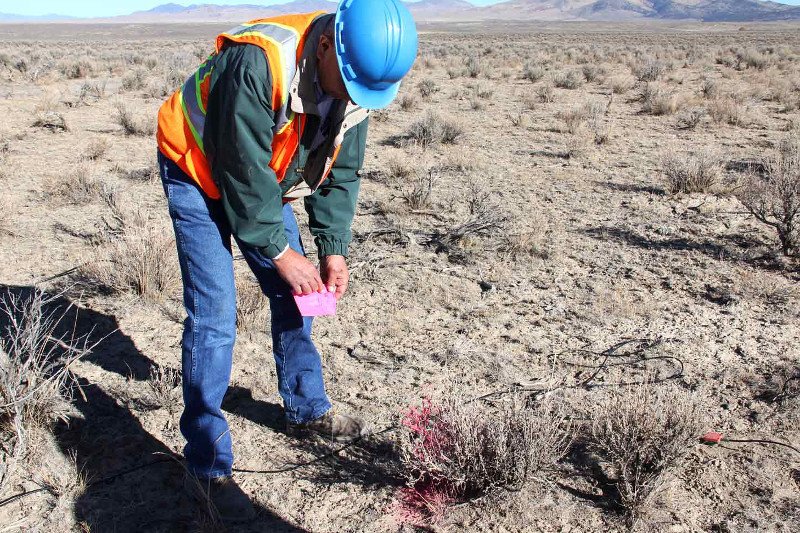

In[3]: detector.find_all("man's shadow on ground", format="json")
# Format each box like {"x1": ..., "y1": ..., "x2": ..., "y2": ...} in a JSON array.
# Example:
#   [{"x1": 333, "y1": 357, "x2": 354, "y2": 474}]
[{"x1": 0, "y1": 284, "x2": 307, "y2": 532}]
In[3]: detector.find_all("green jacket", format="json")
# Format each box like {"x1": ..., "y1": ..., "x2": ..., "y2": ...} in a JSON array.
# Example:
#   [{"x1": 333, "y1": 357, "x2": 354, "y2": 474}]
[{"x1": 204, "y1": 27, "x2": 369, "y2": 259}]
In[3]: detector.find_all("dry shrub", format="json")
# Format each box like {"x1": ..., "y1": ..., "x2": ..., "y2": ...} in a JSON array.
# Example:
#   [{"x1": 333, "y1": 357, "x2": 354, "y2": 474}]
[
  {"x1": 508, "y1": 111, "x2": 530, "y2": 128},
  {"x1": 701, "y1": 77, "x2": 718, "y2": 99},
  {"x1": 582, "y1": 64, "x2": 605, "y2": 83},
  {"x1": 81, "y1": 201, "x2": 180, "y2": 300},
  {"x1": 115, "y1": 101, "x2": 155, "y2": 136},
  {"x1": 118, "y1": 165, "x2": 158, "y2": 182},
  {"x1": 736, "y1": 48, "x2": 769, "y2": 71},
  {"x1": 397, "y1": 394, "x2": 571, "y2": 525},
  {"x1": 553, "y1": 69, "x2": 584, "y2": 90},
  {"x1": 396, "y1": 93, "x2": 417, "y2": 111},
  {"x1": 407, "y1": 111, "x2": 463, "y2": 148},
  {"x1": 121, "y1": 67, "x2": 147, "y2": 91},
  {"x1": 61, "y1": 58, "x2": 93, "y2": 79},
  {"x1": 402, "y1": 169, "x2": 434, "y2": 209},
  {"x1": 32, "y1": 111, "x2": 68, "y2": 132},
  {"x1": 0, "y1": 289, "x2": 89, "y2": 457},
  {"x1": 639, "y1": 83, "x2": 682, "y2": 116},
  {"x1": 469, "y1": 97, "x2": 485, "y2": 111},
  {"x1": 661, "y1": 149, "x2": 722, "y2": 194},
  {"x1": 537, "y1": 84, "x2": 555, "y2": 103},
  {"x1": 609, "y1": 75, "x2": 635, "y2": 94},
  {"x1": 45, "y1": 165, "x2": 103, "y2": 205},
  {"x1": 84, "y1": 138, "x2": 109, "y2": 161},
  {"x1": 632, "y1": 59, "x2": 666, "y2": 82},
  {"x1": 236, "y1": 275, "x2": 269, "y2": 333},
  {"x1": 386, "y1": 155, "x2": 414, "y2": 181},
  {"x1": 522, "y1": 62, "x2": 545, "y2": 82},
  {"x1": 557, "y1": 105, "x2": 589, "y2": 134},
  {"x1": 562, "y1": 129, "x2": 593, "y2": 159},
  {"x1": 737, "y1": 136, "x2": 800, "y2": 256},
  {"x1": 79, "y1": 79, "x2": 107, "y2": 103},
  {"x1": 675, "y1": 107, "x2": 705, "y2": 130},
  {"x1": 707, "y1": 97, "x2": 747, "y2": 126},
  {"x1": 589, "y1": 383, "x2": 706, "y2": 527},
  {"x1": 417, "y1": 78, "x2": 438, "y2": 98},
  {"x1": 465, "y1": 55, "x2": 482, "y2": 78},
  {"x1": 146, "y1": 365, "x2": 182, "y2": 415}
]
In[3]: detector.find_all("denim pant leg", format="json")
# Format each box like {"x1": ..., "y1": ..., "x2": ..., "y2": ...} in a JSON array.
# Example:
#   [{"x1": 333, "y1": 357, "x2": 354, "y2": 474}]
[
  {"x1": 236, "y1": 204, "x2": 333, "y2": 424},
  {"x1": 159, "y1": 152, "x2": 236, "y2": 479}
]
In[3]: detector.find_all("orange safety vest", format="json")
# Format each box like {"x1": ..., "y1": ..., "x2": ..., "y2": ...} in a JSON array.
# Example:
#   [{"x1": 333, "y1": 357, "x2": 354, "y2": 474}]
[{"x1": 156, "y1": 11, "x2": 328, "y2": 200}]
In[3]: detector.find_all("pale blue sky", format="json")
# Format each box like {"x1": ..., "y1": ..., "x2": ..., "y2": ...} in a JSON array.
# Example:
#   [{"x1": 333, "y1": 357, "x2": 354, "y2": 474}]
[{"x1": 1, "y1": 0, "x2": 798, "y2": 18}]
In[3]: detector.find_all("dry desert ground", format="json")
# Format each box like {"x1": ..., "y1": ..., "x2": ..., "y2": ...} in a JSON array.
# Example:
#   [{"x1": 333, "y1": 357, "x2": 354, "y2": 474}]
[{"x1": 0, "y1": 21, "x2": 799, "y2": 533}]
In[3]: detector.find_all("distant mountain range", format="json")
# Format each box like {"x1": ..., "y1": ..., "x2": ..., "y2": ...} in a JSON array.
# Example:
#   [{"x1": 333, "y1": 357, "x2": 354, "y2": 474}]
[{"x1": 2, "y1": 0, "x2": 800, "y2": 23}]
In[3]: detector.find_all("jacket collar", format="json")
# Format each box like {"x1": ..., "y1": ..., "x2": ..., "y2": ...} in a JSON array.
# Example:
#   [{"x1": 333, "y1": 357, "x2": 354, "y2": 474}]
[{"x1": 289, "y1": 13, "x2": 363, "y2": 119}]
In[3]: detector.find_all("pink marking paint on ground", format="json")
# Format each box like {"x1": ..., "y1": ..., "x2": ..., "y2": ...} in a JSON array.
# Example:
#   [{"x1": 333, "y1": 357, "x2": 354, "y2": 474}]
[{"x1": 293, "y1": 290, "x2": 337, "y2": 317}]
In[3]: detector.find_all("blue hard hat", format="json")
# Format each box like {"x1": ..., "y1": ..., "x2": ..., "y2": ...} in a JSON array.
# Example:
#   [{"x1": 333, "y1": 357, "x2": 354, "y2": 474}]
[{"x1": 334, "y1": 0, "x2": 418, "y2": 110}]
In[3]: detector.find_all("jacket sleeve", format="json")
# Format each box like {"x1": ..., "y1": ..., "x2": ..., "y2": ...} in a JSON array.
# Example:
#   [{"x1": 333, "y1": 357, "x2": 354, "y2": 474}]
[
  {"x1": 304, "y1": 117, "x2": 368, "y2": 258},
  {"x1": 205, "y1": 44, "x2": 288, "y2": 259}
]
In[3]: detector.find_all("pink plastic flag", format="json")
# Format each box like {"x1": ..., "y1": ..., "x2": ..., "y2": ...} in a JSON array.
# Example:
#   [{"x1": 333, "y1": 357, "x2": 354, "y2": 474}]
[{"x1": 293, "y1": 290, "x2": 337, "y2": 317}]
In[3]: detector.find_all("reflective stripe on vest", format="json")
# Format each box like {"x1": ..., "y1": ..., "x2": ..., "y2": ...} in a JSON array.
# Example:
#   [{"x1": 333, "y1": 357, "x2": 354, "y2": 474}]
[{"x1": 179, "y1": 55, "x2": 215, "y2": 154}]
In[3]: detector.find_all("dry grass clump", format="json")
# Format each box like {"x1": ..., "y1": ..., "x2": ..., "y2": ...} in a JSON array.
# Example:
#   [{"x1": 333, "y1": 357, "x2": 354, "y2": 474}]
[
  {"x1": 588, "y1": 384, "x2": 706, "y2": 527},
  {"x1": 45, "y1": 165, "x2": 104, "y2": 205},
  {"x1": 397, "y1": 394, "x2": 571, "y2": 524},
  {"x1": 80, "y1": 198, "x2": 180, "y2": 300},
  {"x1": 0, "y1": 289, "x2": 89, "y2": 458},
  {"x1": 235, "y1": 275, "x2": 269, "y2": 333},
  {"x1": 700, "y1": 77, "x2": 719, "y2": 99},
  {"x1": 557, "y1": 105, "x2": 589, "y2": 134},
  {"x1": 737, "y1": 135, "x2": 800, "y2": 256},
  {"x1": 115, "y1": 101, "x2": 155, "y2": 136},
  {"x1": 407, "y1": 111, "x2": 464, "y2": 148},
  {"x1": 146, "y1": 365, "x2": 182, "y2": 415},
  {"x1": 661, "y1": 149, "x2": 722, "y2": 194}
]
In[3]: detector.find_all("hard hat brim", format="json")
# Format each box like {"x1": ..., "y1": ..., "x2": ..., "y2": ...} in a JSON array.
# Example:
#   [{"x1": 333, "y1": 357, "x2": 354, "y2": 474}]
[{"x1": 341, "y1": 75, "x2": 401, "y2": 110}]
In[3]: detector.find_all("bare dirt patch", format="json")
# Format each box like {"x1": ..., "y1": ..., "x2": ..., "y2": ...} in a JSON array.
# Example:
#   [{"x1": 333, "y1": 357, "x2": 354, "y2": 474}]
[{"x1": 0, "y1": 22, "x2": 798, "y2": 533}]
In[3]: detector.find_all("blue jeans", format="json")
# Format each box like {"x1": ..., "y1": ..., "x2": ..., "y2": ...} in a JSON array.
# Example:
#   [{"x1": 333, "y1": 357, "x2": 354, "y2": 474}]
[{"x1": 158, "y1": 152, "x2": 332, "y2": 479}]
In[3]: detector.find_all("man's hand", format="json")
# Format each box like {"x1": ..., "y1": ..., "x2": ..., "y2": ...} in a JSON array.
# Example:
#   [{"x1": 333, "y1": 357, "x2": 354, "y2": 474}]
[
  {"x1": 273, "y1": 249, "x2": 324, "y2": 295},
  {"x1": 321, "y1": 255, "x2": 349, "y2": 301}
]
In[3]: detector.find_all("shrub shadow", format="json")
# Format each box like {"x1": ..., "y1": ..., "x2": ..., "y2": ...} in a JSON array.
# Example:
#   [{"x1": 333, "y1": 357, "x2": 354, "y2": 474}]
[
  {"x1": 0, "y1": 284, "x2": 305, "y2": 532},
  {"x1": 223, "y1": 385, "x2": 404, "y2": 490},
  {"x1": 582, "y1": 226, "x2": 793, "y2": 272},
  {"x1": 558, "y1": 440, "x2": 624, "y2": 515},
  {"x1": 592, "y1": 180, "x2": 666, "y2": 196}
]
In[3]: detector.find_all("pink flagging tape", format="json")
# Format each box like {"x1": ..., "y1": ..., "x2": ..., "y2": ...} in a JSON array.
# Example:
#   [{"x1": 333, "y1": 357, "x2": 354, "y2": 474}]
[{"x1": 293, "y1": 290, "x2": 337, "y2": 317}]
